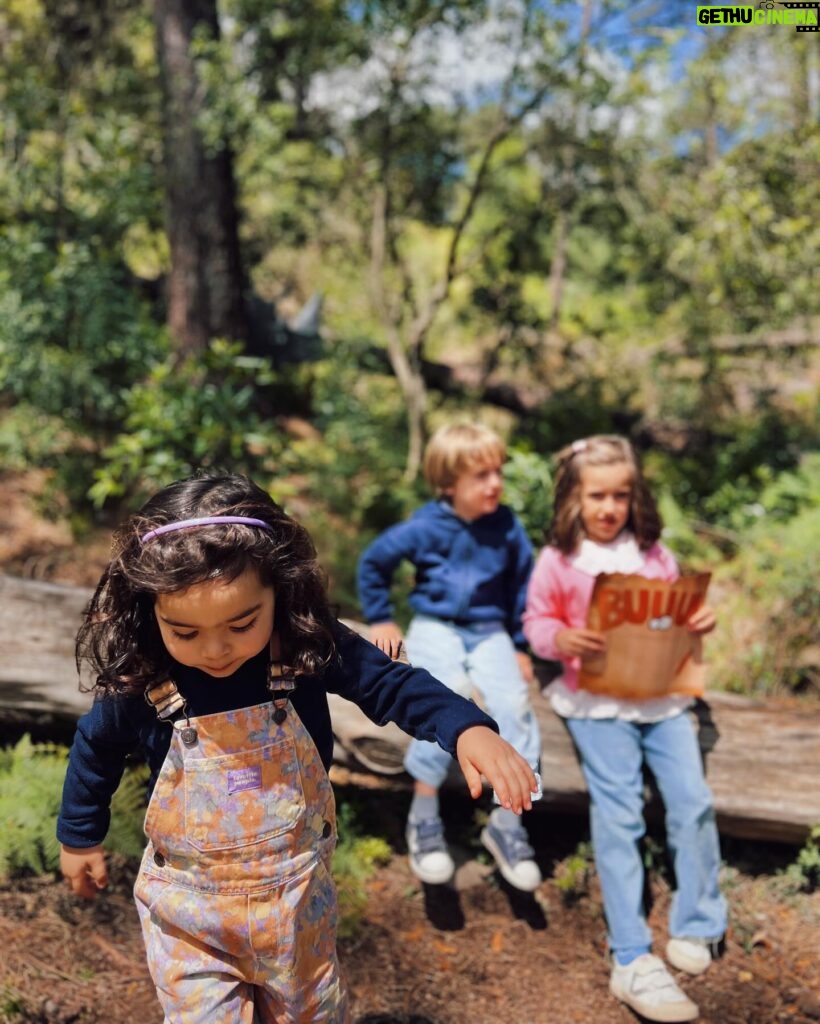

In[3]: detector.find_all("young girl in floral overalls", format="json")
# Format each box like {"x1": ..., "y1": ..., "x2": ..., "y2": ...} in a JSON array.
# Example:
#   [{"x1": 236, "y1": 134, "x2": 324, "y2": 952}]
[
  {"x1": 523, "y1": 436, "x2": 727, "y2": 1024},
  {"x1": 57, "y1": 474, "x2": 537, "y2": 1024}
]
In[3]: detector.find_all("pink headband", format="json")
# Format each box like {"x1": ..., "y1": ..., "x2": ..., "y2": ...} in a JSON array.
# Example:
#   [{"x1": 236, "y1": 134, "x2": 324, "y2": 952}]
[{"x1": 140, "y1": 516, "x2": 272, "y2": 545}]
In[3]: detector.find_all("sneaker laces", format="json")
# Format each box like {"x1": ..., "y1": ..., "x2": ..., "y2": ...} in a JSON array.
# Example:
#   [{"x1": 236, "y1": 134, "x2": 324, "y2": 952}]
[
  {"x1": 499, "y1": 824, "x2": 536, "y2": 864},
  {"x1": 411, "y1": 818, "x2": 447, "y2": 854}
]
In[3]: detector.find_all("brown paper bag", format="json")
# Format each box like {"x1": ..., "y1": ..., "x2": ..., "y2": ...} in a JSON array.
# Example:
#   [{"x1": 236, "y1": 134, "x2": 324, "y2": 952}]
[{"x1": 578, "y1": 572, "x2": 711, "y2": 700}]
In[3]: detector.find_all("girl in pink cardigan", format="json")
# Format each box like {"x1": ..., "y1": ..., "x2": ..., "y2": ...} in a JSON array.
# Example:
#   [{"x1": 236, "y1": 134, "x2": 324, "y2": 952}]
[{"x1": 524, "y1": 436, "x2": 726, "y2": 1024}]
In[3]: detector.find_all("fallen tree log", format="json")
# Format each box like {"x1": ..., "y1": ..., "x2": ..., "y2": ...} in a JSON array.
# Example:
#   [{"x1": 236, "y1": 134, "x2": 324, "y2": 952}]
[{"x1": 1, "y1": 573, "x2": 817, "y2": 844}]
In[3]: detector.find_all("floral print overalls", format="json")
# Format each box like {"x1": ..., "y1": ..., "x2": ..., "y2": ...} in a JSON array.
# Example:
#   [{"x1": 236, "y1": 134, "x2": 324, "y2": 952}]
[{"x1": 134, "y1": 672, "x2": 349, "y2": 1024}]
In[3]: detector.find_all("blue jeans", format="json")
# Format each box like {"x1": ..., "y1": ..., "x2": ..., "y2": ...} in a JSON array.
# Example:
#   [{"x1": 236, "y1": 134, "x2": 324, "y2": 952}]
[
  {"x1": 565, "y1": 713, "x2": 727, "y2": 961},
  {"x1": 403, "y1": 615, "x2": 541, "y2": 788}
]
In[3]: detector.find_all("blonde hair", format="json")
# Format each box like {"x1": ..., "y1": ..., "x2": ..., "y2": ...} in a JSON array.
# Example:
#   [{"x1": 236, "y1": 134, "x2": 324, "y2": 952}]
[
  {"x1": 423, "y1": 423, "x2": 507, "y2": 496},
  {"x1": 549, "y1": 435, "x2": 662, "y2": 554}
]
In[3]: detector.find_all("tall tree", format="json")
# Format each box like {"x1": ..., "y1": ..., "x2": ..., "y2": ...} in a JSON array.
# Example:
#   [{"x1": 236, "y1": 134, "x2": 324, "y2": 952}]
[
  {"x1": 338, "y1": 1, "x2": 558, "y2": 479},
  {"x1": 153, "y1": 0, "x2": 247, "y2": 351}
]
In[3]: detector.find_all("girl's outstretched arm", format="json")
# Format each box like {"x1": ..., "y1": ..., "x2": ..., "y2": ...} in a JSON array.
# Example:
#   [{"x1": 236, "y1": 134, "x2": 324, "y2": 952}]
[
  {"x1": 60, "y1": 844, "x2": 108, "y2": 900},
  {"x1": 455, "y1": 726, "x2": 538, "y2": 814}
]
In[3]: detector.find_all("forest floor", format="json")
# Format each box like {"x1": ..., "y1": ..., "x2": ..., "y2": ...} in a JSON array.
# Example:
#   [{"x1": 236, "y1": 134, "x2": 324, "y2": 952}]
[
  {"x1": 0, "y1": 796, "x2": 818, "y2": 1024},
  {"x1": 0, "y1": 470, "x2": 818, "y2": 1024}
]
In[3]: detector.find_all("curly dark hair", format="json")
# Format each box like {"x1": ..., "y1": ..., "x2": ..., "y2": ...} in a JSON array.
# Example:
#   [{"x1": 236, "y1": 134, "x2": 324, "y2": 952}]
[
  {"x1": 549, "y1": 435, "x2": 662, "y2": 554},
  {"x1": 77, "y1": 474, "x2": 336, "y2": 693}
]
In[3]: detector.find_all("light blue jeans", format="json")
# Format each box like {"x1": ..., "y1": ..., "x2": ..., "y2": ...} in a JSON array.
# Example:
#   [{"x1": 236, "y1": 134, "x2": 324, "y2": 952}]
[
  {"x1": 565, "y1": 712, "x2": 727, "y2": 962},
  {"x1": 403, "y1": 614, "x2": 541, "y2": 788}
]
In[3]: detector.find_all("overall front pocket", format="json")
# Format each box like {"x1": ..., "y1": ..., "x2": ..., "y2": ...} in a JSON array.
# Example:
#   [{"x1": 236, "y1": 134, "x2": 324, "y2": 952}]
[{"x1": 183, "y1": 736, "x2": 305, "y2": 851}]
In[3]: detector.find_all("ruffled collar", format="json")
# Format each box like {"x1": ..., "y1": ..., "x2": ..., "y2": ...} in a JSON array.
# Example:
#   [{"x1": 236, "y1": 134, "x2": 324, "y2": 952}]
[{"x1": 569, "y1": 532, "x2": 645, "y2": 576}]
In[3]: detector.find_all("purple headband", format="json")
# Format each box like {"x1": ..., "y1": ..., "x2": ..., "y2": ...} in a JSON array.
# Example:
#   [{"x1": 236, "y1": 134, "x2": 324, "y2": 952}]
[{"x1": 140, "y1": 516, "x2": 273, "y2": 545}]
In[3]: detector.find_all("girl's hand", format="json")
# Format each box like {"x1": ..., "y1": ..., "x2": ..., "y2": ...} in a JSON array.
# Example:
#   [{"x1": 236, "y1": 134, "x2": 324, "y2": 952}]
[
  {"x1": 555, "y1": 628, "x2": 606, "y2": 659},
  {"x1": 515, "y1": 650, "x2": 535, "y2": 685},
  {"x1": 455, "y1": 726, "x2": 538, "y2": 813},
  {"x1": 60, "y1": 843, "x2": 108, "y2": 900},
  {"x1": 687, "y1": 604, "x2": 716, "y2": 635},
  {"x1": 370, "y1": 621, "x2": 405, "y2": 660}
]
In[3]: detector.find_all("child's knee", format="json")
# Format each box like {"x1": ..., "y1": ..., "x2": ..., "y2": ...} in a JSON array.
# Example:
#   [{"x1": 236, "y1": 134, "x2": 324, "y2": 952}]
[{"x1": 666, "y1": 787, "x2": 716, "y2": 831}]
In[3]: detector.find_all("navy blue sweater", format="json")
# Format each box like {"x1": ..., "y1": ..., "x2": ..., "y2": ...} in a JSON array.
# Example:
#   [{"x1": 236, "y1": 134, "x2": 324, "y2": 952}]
[
  {"x1": 357, "y1": 501, "x2": 534, "y2": 648},
  {"x1": 56, "y1": 623, "x2": 496, "y2": 849}
]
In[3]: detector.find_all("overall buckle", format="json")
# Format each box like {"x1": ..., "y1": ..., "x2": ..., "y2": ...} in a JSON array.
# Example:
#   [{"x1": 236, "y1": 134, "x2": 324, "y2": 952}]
[{"x1": 145, "y1": 678, "x2": 187, "y2": 721}]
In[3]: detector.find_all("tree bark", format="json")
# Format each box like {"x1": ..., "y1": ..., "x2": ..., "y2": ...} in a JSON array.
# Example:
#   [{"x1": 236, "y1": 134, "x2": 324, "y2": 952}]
[{"x1": 153, "y1": 0, "x2": 247, "y2": 352}]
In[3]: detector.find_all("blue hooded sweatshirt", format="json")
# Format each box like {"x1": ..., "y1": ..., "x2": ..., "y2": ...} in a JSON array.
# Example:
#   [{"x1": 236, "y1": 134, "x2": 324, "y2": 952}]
[{"x1": 357, "y1": 501, "x2": 534, "y2": 649}]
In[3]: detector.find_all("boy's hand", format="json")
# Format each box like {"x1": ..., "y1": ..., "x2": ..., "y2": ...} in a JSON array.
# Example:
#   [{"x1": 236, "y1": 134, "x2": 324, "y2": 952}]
[
  {"x1": 455, "y1": 726, "x2": 538, "y2": 813},
  {"x1": 555, "y1": 628, "x2": 605, "y2": 659},
  {"x1": 515, "y1": 650, "x2": 535, "y2": 685},
  {"x1": 687, "y1": 604, "x2": 716, "y2": 635},
  {"x1": 60, "y1": 843, "x2": 108, "y2": 899},
  {"x1": 370, "y1": 621, "x2": 405, "y2": 660}
]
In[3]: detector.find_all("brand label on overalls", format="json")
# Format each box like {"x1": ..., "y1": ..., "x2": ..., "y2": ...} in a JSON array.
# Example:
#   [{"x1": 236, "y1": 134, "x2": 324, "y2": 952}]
[{"x1": 227, "y1": 765, "x2": 263, "y2": 794}]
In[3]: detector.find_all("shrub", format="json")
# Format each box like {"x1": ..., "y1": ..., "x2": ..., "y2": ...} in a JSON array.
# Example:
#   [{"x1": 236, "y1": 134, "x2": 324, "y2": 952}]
[
  {"x1": 89, "y1": 340, "x2": 287, "y2": 509},
  {"x1": 709, "y1": 499, "x2": 819, "y2": 697},
  {"x1": 503, "y1": 447, "x2": 553, "y2": 548},
  {"x1": 0, "y1": 736, "x2": 148, "y2": 882},
  {"x1": 553, "y1": 841, "x2": 593, "y2": 905},
  {"x1": 783, "y1": 823, "x2": 820, "y2": 893},
  {"x1": 332, "y1": 802, "x2": 392, "y2": 939}
]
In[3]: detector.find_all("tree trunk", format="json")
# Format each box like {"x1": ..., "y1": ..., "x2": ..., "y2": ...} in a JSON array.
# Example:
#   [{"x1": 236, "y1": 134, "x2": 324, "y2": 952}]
[{"x1": 153, "y1": 0, "x2": 247, "y2": 352}]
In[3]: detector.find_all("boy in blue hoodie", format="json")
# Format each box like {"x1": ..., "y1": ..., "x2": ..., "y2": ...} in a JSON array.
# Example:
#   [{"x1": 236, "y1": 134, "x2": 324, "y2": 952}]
[{"x1": 357, "y1": 422, "x2": 542, "y2": 890}]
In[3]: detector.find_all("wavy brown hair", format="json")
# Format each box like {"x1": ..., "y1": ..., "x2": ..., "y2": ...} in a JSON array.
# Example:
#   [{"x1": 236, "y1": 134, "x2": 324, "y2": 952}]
[
  {"x1": 548, "y1": 435, "x2": 662, "y2": 555},
  {"x1": 76, "y1": 474, "x2": 336, "y2": 694}
]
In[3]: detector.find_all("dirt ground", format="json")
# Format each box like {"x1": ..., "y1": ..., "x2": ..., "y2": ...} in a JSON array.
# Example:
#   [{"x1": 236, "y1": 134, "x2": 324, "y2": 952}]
[
  {"x1": 1, "y1": 470, "x2": 819, "y2": 1024},
  {"x1": 0, "y1": 794, "x2": 818, "y2": 1024}
]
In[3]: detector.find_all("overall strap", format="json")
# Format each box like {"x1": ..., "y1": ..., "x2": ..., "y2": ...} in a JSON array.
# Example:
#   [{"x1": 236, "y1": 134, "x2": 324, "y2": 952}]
[
  {"x1": 268, "y1": 633, "x2": 298, "y2": 724},
  {"x1": 145, "y1": 678, "x2": 188, "y2": 722},
  {"x1": 145, "y1": 678, "x2": 198, "y2": 746}
]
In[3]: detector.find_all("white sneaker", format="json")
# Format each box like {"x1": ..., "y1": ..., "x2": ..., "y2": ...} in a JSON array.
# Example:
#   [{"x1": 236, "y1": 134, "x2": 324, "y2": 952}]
[
  {"x1": 480, "y1": 822, "x2": 542, "y2": 892},
  {"x1": 610, "y1": 953, "x2": 699, "y2": 1022},
  {"x1": 405, "y1": 817, "x2": 455, "y2": 885},
  {"x1": 666, "y1": 936, "x2": 715, "y2": 975}
]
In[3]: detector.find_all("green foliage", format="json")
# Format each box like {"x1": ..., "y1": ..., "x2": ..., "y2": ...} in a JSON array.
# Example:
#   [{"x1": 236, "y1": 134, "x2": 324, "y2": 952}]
[
  {"x1": 701, "y1": 447, "x2": 818, "y2": 534},
  {"x1": 658, "y1": 134, "x2": 819, "y2": 335},
  {"x1": 0, "y1": 736, "x2": 149, "y2": 882},
  {"x1": 655, "y1": 490, "x2": 730, "y2": 568},
  {"x1": 709, "y1": 495, "x2": 820, "y2": 697},
  {"x1": 0, "y1": 406, "x2": 76, "y2": 475},
  {"x1": 107, "y1": 761, "x2": 151, "y2": 861},
  {"x1": 269, "y1": 342, "x2": 427, "y2": 612},
  {"x1": 0, "y1": 736, "x2": 66, "y2": 881},
  {"x1": 687, "y1": 416, "x2": 805, "y2": 532},
  {"x1": 783, "y1": 823, "x2": 820, "y2": 894},
  {"x1": 308, "y1": 342, "x2": 419, "y2": 524},
  {"x1": 0, "y1": 231, "x2": 168, "y2": 434},
  {"x1": 642, "y1": 834, "x2": 670, "y2": 879},
  {"x1": 89, "y1": 340, "x2": 289, "y2": 509},
  {"x1": 553, "y1": 840, "x2": 593, "y2": 904},
  {"x1": 0, "y1": 0, "x2": 165, "y2": 447},
  {"x1": 332, "y1": 801, "x2": 392, "y2": 939},
  {"x1": 503, "y1": 447, "x2": 553, "y2": 549},
  {"x1": 0, "y1": 988, "x2": 26, "y2": 1017},
  {"x1": 522, "y1": 378, "x2": 641, "y2": 460}
]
